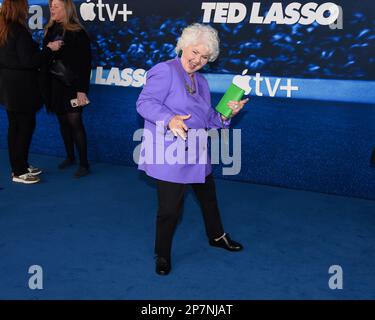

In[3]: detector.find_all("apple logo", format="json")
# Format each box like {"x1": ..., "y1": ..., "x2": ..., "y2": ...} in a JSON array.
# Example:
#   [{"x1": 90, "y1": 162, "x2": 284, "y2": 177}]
[
  {"x1": 80, "y1": 0, "x2": 96, "y2": 21},
  {"x1": 232, "y1": 69, "x2": 252, "y2": 95}
]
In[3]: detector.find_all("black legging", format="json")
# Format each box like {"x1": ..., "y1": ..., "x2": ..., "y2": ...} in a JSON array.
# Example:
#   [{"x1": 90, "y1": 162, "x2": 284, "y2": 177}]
[
  {"x1": 6, "y1": 111, "x2": 36, "y2": 176},
  {"x1": 57, "y1": 111, "x2": 89, "y2": 168}
]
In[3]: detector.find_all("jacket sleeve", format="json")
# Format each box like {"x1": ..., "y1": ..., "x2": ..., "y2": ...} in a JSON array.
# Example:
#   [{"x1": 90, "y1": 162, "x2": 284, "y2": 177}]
[
  {"x1": 200, "y1": 74, "x2": 231, "y2": 129},
  {"x1": 73, "y1": 30, "x2": 91, "y2": 93},
  {"x1": 16, "y1": 26, "x2": 52, "y2": 69},
  {"x1": 136, "y1": 62, "x2": 175, "y2": 127},
  {"x1": 208, "y1": 106, "x2": 231, "y2": 129}
]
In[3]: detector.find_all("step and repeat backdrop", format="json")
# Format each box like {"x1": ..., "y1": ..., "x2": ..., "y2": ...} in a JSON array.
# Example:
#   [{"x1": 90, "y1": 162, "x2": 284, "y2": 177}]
[{"x1": 1, "y1": 0, "x2": 375, "y2": 198}]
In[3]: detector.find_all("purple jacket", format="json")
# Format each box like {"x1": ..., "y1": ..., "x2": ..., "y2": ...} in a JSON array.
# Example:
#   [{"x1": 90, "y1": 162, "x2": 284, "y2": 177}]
[{"x1": 136, "y1": 57, "x2": 229, "y2": 183}]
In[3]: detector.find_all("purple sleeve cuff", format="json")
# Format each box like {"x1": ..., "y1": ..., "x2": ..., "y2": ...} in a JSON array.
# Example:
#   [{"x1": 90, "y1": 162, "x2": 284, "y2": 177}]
[{"x1": 220, "y1": 113, "x2": 231, "y2": 128}]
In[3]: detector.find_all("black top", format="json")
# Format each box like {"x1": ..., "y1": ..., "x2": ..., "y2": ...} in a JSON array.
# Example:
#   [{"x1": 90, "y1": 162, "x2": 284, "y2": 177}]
[
  {"x1": 0, "y1": 23, "x2": 52, "y2": 112},
  {"x1": 42, "y1": 23, "x2": 91, "y2": 114}
]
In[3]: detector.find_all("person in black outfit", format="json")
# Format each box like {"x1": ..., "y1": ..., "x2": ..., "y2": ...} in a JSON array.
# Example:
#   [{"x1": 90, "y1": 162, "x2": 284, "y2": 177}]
[
  {"x1": 0, "y1": 0, "x2": 63, "y2": 184},
  {"x1": 43, "y1": 0, "x2": 92, "y2": 178}
]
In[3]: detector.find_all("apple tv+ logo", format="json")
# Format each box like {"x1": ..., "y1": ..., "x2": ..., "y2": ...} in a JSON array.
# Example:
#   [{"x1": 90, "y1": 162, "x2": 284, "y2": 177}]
[{"x1": 80, "y1": 0, "x2": 133, "y2": 22}]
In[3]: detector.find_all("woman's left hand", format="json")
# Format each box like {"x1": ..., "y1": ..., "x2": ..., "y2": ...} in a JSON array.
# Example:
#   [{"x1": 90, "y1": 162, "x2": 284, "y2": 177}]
[
  {"x1": 77, "y1": 92, "x2": 88, "y2": 106},
  {"x1": 221, "y1": 98, "x2": 249, "y2": 120},
  {"x1": 47, "y1": 40, "x2": 64, "y2": 52}
]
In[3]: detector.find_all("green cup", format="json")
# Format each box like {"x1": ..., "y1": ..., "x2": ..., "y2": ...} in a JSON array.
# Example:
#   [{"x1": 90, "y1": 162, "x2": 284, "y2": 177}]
[{"x1": 215, "y1": 83, "x2": 245, "y2": 118}]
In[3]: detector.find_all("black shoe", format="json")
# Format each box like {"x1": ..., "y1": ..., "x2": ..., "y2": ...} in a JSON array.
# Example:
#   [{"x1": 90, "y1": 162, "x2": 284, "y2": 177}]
[
  {"x1": 155, "y1": 256, "x2": 171, "y2": 275},
  {"x1": 74, "y1": 166, "x2": 90, "y2": 178},
  {"x1": 209, "y1": 233, "x2": 243, "y2": 252},
  {"x1": 58, "y1": 158, "x2": 75, "y2": 169},
  {"x1": 370, "y1": 148, "x2": 375, "y2": 168}
]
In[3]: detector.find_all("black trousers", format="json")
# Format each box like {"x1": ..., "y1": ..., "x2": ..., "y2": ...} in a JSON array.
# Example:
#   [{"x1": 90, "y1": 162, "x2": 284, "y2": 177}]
[
  {"x1": 6, "y1": 111, "x2": 36, "y2": 176},
  {"x1": 155, "y1": 174, "x2": 225, "y2": 260}
]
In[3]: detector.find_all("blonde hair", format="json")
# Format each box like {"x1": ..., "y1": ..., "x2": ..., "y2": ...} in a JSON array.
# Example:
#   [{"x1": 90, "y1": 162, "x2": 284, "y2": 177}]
[
  {"x1": 175, "y1": 23, "x2": 220, "y2": 62},
  {"x1": 45, "y1": 0, "x2": 84, "y2": 35}
]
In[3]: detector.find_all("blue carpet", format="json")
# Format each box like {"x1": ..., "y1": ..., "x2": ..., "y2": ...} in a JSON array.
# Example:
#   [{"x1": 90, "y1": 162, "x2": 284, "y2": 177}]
[{"x1": 0, "y1": 152, "x2": 374, "y2": 299}]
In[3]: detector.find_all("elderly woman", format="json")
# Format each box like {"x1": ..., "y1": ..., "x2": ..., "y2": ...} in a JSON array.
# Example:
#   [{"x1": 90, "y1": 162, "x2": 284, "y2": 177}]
[{"x1": 136, "y1": 23, "x2": 248, "y2": 275}]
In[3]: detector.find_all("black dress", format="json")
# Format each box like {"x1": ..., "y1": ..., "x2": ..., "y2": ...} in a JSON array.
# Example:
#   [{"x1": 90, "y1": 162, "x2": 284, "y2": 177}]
[{"x1": 42, "y1": 23, "x2": 91, "y2": 114}]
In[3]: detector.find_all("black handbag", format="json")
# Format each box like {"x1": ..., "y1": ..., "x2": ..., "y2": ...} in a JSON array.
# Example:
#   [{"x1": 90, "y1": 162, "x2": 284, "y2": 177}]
[{"x1": 49, "y1": 59, "x2": 76, "y2": 87}]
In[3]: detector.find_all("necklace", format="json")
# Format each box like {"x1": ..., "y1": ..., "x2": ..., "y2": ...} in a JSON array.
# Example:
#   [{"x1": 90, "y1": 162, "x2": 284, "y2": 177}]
[
  {"x1": 185, "y1": 74, "x2": 196, "y2": 95},
  {"x1": 185, "y1": 83, "x2": 196, "y2": 95}
]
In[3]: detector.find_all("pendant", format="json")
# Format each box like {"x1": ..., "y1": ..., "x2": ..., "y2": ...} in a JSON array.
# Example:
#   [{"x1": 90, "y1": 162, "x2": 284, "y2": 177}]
[{"x1": 185, "y1": 82, "x2": 196, "y2": 95}]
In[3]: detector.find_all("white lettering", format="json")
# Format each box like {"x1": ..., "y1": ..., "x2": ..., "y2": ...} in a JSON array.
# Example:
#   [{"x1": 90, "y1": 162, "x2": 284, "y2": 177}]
[
  {"x1": 329, "y1": 265, "x2": 343, "y2": 289},
  {"x1": 28, "y1": 265, "x2": 43, "y2": 290},
  {"x1": 227, "y1": 3, "x2": 247, "y2": 24},
  {"x1": 214, "y1": 3, "x2": 229, "y2": 23},
  {"x1": 202, "y1": 2, "x2": 341, "y2": 26}
]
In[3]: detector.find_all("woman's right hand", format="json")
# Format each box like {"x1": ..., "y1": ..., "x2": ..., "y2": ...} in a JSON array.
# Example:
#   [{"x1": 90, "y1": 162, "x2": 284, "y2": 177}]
[
  {"x1": 47, "y1": 40, "x2": 64, "y2": 52},
  {"x1": 168, "y1": 114, "x2": 191, "y2": 140}
]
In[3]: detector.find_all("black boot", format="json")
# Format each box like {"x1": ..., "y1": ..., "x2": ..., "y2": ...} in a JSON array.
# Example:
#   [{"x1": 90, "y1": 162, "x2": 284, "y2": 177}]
[
  {"x1": 58, "y1": 158, "x2": 75, "y2": 169},
  {"x1": 74, "y1": 165, "x2": 90, "y2": 178}
]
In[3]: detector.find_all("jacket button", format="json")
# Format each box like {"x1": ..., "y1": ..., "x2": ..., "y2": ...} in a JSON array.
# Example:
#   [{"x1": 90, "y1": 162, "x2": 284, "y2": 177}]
[{"x1": 185, "y1": 146, "x2": 188, "y2": 151}]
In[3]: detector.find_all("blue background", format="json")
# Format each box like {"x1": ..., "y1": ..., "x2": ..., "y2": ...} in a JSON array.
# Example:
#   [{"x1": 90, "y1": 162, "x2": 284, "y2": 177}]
[{"x1": 1, "y1": 0, "x2": 375, "y2": 199}]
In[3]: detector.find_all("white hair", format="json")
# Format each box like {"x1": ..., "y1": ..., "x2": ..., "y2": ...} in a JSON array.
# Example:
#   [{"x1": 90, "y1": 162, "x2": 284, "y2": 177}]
[{"x1": 175, "y1": 23, "x2": 220, "y2": 62}]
